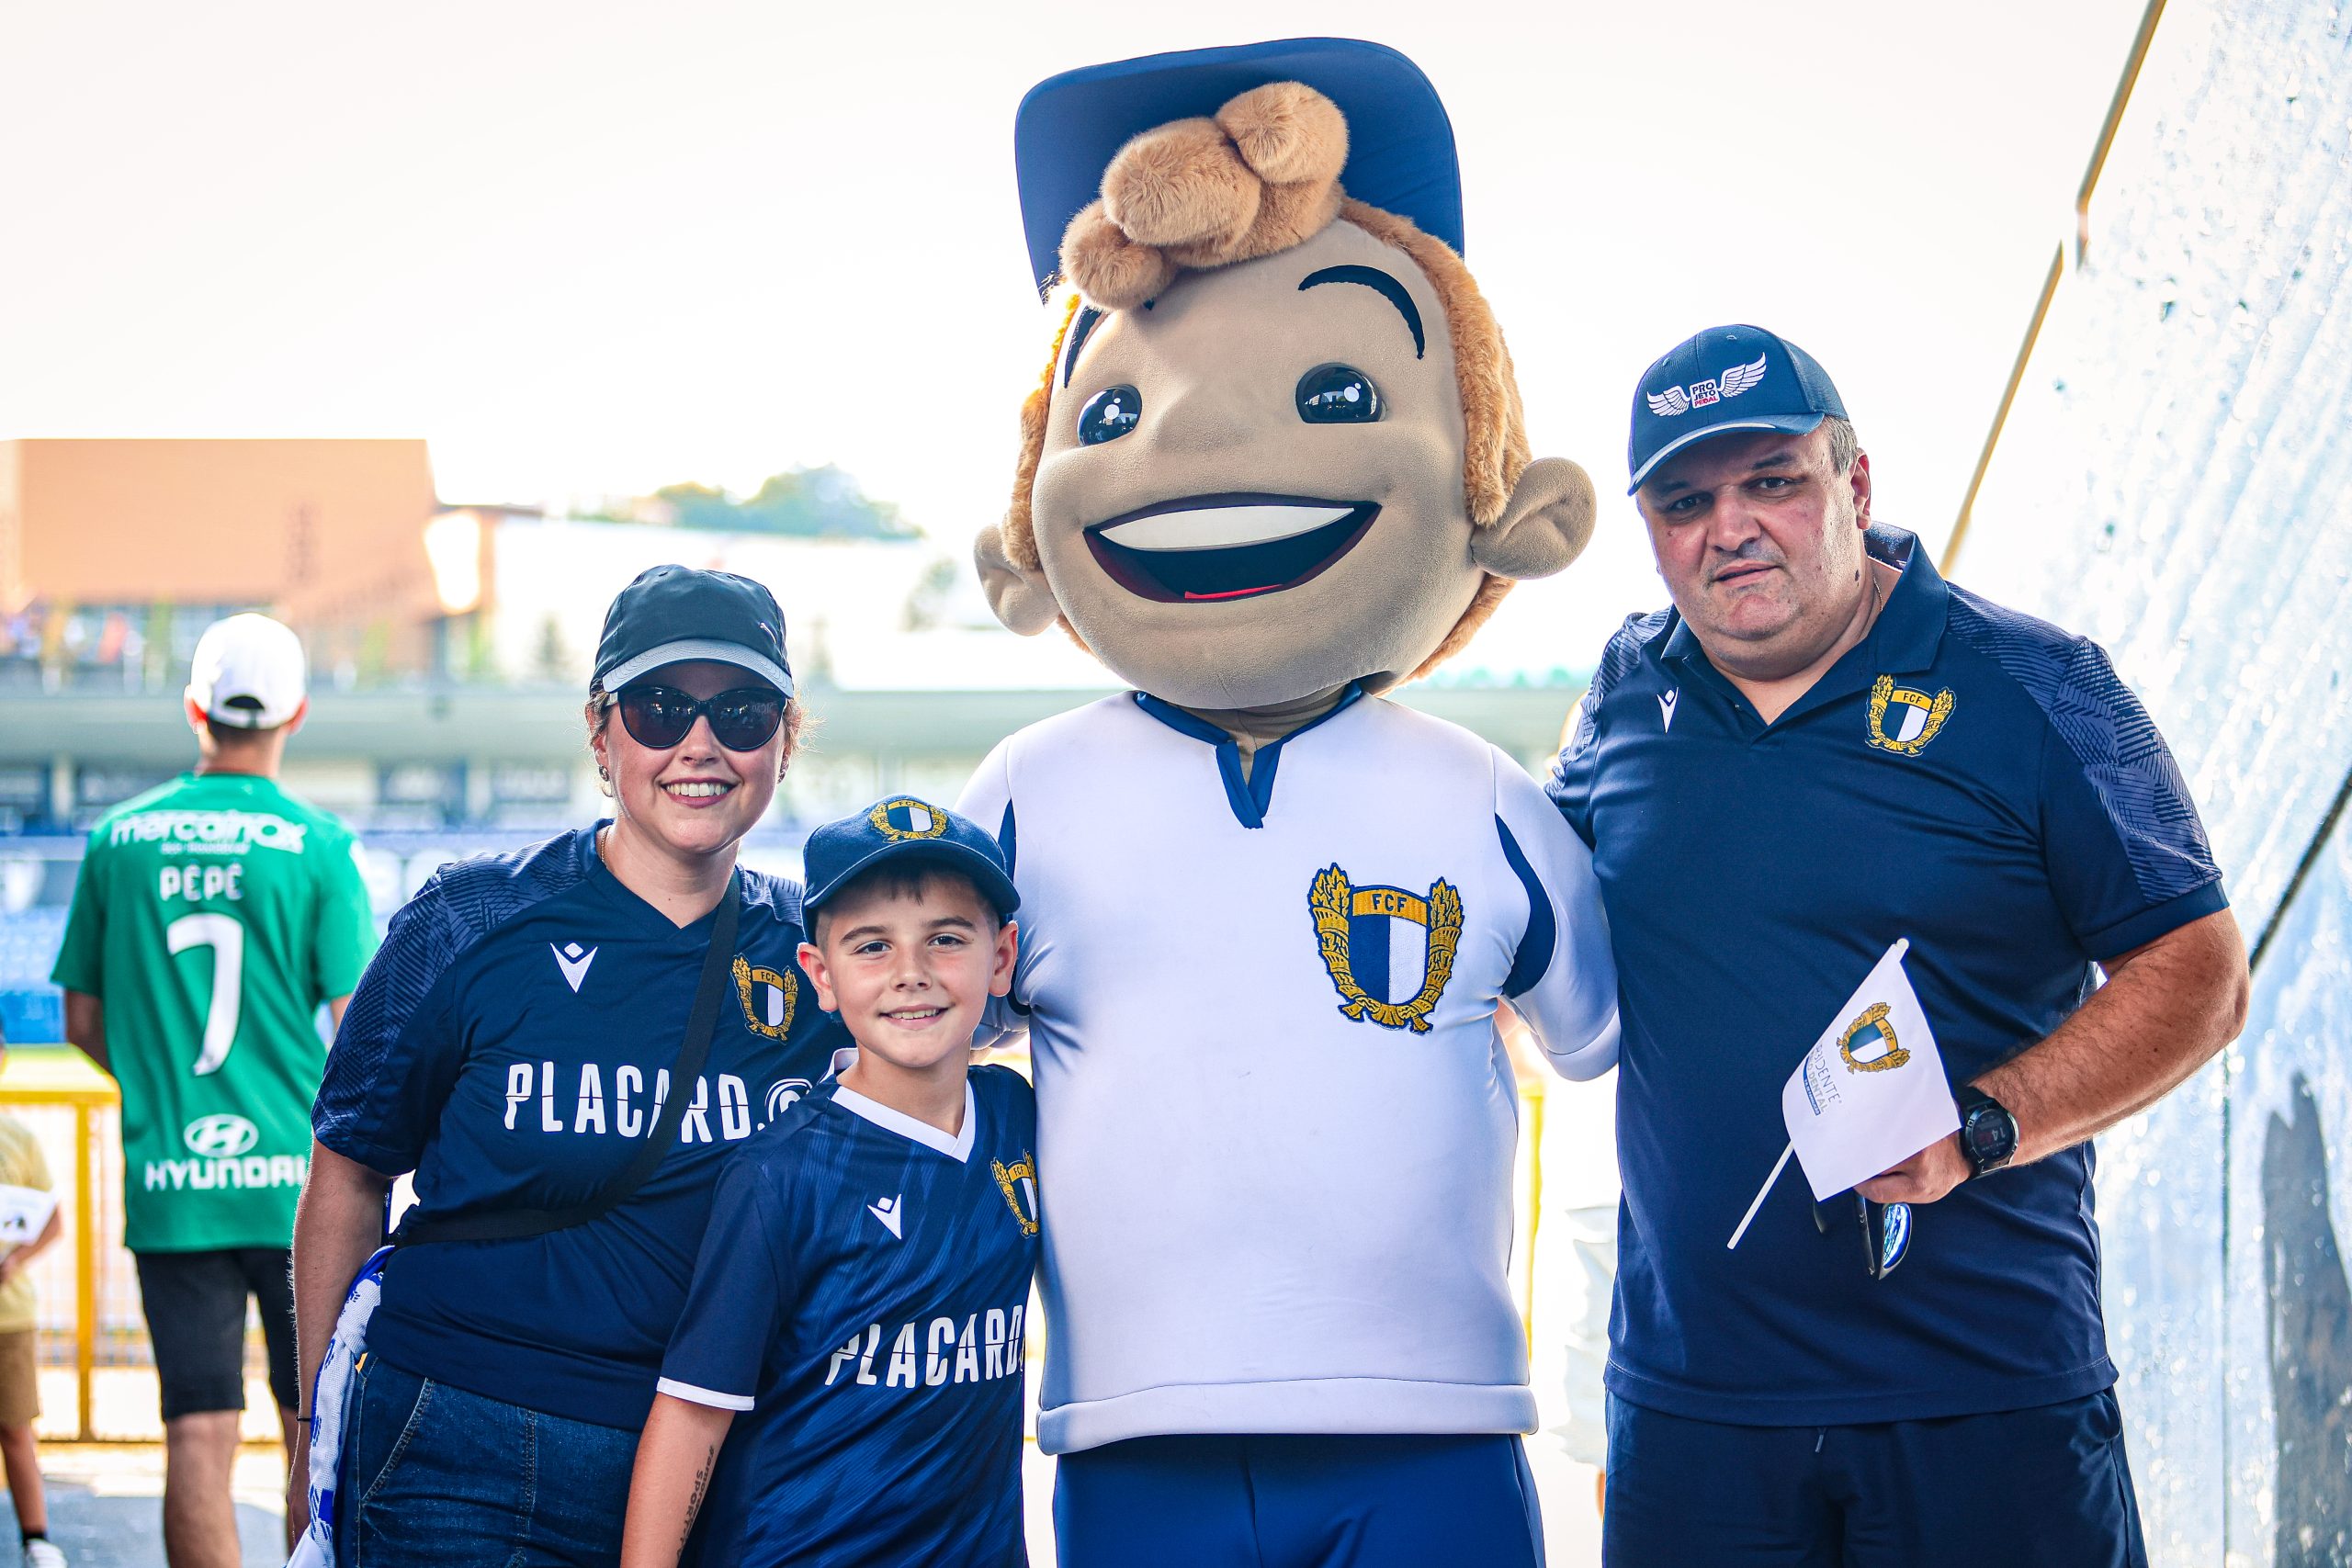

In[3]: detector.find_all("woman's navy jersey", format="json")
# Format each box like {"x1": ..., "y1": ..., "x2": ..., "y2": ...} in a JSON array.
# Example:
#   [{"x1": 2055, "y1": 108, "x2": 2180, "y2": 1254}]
[
  {"x1": 659, "y1": 1065, "x2": 1039, "y2": 1567},
  {"x1": 311, "y1": 827, "x2": 846, "y2": 1428}
]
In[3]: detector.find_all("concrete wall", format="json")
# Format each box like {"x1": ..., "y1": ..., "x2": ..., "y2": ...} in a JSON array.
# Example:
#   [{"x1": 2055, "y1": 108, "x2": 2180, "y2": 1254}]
[{"x1": 1951, "y1": 1, "x2": 2352, "y2": 1560}]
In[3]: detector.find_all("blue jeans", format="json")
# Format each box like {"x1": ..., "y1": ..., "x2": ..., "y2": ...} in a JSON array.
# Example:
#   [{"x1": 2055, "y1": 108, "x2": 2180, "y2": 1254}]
[{"x1": 334, "y1": 1354, "x2": 640, "y2": 1568}]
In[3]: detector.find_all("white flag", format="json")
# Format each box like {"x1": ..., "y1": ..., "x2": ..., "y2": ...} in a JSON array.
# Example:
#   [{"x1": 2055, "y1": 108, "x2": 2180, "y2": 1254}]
[{"x1": 1779, "y1": 938, "x2": 1959, "y2": 1201}]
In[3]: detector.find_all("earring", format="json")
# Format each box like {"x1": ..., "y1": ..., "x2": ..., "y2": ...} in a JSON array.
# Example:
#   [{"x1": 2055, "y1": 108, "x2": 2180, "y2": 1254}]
[{"x1": 597, "y1": 762, "x2": 610, "y2": 782}]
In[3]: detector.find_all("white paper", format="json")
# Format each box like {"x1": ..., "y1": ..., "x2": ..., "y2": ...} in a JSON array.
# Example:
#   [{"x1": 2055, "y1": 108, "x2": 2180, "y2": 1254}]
[
  {"x1": 0, "y1": 1184, "x2": 58, "y2": 1246},
  {"x1": 1778, "y1": 938, "x2": 1960, "y2": 1201}
]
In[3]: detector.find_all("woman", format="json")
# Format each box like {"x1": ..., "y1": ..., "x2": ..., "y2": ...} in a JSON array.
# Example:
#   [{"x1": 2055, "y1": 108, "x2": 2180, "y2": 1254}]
[{"x1": 290, "y1": 565, "x2": 844, "y2": 1566}]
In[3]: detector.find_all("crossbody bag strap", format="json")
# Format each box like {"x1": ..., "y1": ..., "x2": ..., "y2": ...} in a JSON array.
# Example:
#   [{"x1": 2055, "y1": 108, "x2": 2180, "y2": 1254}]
[{"x1": 394, "y1": 873, "x2": 743, "y2": 1247}]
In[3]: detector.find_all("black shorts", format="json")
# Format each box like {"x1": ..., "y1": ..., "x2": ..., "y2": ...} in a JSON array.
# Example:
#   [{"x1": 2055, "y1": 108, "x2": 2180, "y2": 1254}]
[
  {"x1": 132, "y1": 1247, "x2": 300, "y2": 1422},
  {"x1": 1602, "y1": 1389, "x2": 2148, "y2": 1568}
]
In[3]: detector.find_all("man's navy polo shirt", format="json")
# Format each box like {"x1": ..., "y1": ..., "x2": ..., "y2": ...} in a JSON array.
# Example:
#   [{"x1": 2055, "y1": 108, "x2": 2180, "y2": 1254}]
[{"x1": 1548, "y1": 525, "x2": 2225, "y2": 1427}]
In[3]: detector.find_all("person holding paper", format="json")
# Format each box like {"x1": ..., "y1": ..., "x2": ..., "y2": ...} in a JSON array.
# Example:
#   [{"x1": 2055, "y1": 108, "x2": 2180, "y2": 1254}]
[
  {"x1": 0, "y1": 1035, "x2": 65, "y2": 1567},
  {"x1": 1547, "y1": 324, "x2": 2250, "y2": 1568}
]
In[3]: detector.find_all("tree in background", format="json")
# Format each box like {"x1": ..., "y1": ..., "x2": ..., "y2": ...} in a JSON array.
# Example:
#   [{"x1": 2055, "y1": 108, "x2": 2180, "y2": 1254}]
[{"x1": 616, "y1": 465, "x2": 918, "y2": 541}]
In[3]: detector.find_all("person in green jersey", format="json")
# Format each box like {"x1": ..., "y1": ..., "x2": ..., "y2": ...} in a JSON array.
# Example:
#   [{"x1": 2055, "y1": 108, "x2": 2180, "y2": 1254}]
[{"x1": 51, "y1": 613, "x2": 375, "y2": 1568}]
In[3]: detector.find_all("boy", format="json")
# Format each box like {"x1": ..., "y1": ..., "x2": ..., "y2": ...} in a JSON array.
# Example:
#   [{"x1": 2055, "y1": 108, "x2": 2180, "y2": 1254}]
[
  {"x1": 0, "y1": 1036, "x2": 67, "y2": 1567},
  {"x1": 620, "y1": 796, "x2": 1035, "y2": 1568}
]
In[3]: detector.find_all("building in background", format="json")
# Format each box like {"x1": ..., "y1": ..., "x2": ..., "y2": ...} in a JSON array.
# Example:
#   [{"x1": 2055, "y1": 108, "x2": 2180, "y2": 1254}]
[{"x1": 1949, "y1": 1, "x2": 2352, "y2": 1559}]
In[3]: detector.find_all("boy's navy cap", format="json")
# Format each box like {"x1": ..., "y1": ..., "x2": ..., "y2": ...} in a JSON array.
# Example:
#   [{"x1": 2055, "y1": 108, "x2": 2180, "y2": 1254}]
[
  {"x1": 1627, "y1": 324, "x2": 1849, "y2": 492},
  {"x1": 803, "y1": 797, "x2": 1020, "y2": 920},
  {"x1": 593, "y1": 565, "x2": 794, "y2": 697},
  {"x1": 1014, "y1": 37, "x2": 1464, "y2": 299}
]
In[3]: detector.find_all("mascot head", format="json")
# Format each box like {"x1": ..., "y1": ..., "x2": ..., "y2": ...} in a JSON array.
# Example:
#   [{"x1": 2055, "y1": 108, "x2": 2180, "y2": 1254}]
[{"x1": 978, "y1": 39, "x2": 1597, "y2": 709}]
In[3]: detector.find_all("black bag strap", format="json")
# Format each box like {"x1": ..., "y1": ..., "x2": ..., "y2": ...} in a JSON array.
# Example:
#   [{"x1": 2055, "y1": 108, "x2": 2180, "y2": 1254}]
[{"x1": 394, "y1": 873, "x2": 743, "y2": 1247}]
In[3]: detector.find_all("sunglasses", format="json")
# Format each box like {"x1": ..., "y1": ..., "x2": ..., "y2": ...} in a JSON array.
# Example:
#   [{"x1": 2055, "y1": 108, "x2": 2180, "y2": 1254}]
[
  {"x1": 1815, "y1": 1192, "x2": 1912, "y2": 1280},
  {"x1": 613, "y1": 683, "x2": 786, "y2": 752}
]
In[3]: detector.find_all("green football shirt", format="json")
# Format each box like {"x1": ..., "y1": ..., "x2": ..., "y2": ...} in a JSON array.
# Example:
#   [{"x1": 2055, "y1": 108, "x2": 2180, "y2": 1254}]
[{"x1": 51, "y1": 772, "x2": 378, "y2": 1252}]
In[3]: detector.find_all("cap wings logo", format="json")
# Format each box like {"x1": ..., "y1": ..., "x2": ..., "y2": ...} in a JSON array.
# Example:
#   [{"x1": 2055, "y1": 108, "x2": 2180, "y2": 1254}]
[
  {"x1": 1645, "y1": 353, "x2": 1770, "y2": 418},
  {"x1": 732, "y1": 956, "x2": 799, "y2": 1041},
  {"x1": 1308, "y1": 865, "x2": 1464, "y2": 1033},
  {"x1": 991, "y1": 1153, "x2": 1041, "y2": 1236},
  {"x1": 1867, "y1": 675, "x2": 1956, "y2": 757}
]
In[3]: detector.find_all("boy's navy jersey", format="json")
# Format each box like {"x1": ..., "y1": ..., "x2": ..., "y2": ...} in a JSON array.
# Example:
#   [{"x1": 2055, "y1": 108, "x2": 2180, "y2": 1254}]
[
  {"x1": 660, "y1": 1064, "x2": 1038, "y2": 1568},
  {"x1": 1548, "y1": 526, "x2": 2226, "y2": 1427},
  {"x1": 311, "y1": 827, "x2": 845, "y2": 1428}
]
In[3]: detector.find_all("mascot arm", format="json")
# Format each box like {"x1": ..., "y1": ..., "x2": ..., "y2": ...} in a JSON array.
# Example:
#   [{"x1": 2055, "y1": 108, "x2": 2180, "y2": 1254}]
[
  {"x1": 1493, "y1": 748, "x2": 1620, "y2": 1081},
  {"x1": 956, "y1": 739, "x2": 1032, "y2": 1050}
]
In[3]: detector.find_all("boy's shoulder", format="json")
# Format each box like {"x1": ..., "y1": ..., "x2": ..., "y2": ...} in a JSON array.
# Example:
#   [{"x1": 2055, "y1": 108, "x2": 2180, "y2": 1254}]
[{"x1": 970, "y1": 1061, "x2": 1035, "y2": 1116}]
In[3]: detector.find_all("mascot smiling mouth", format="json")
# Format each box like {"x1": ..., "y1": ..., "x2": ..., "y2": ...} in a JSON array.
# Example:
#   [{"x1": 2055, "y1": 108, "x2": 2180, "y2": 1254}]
[{"x1": 1083, "y1": 493, "x2": 1379, "y2": 604}]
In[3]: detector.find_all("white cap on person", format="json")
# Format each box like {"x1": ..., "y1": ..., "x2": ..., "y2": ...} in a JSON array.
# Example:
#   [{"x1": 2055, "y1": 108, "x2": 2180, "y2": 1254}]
[{"x1": 187, "y1": 613, "x2": 308, "y2": 729}]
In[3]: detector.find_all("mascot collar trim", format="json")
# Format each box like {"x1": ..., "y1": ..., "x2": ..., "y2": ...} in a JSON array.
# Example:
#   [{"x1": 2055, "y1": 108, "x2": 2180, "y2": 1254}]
[{"x1": 1133, "y1": 683, "x2": 1368, "y2": 829}]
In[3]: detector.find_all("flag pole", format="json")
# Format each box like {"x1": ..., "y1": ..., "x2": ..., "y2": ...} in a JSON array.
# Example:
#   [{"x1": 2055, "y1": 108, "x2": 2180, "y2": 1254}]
[{"x1": 1727, "y1": 1142, "x2": 1792, "y2": 1250}]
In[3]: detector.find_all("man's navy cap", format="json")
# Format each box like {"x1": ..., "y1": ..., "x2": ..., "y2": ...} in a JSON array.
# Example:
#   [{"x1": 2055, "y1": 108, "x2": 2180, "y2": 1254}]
[
  {"x1": 1014, "y1": 37, "x2": 1464, "y2": 299},
  {"x1": 803, "y1": 797, "x2": 1020, "y2": 921},
  {"x1": 1626, "y1": 324, "x2": 1849, "y2": 493},
  {"x1": 593, "y1": 565, "x2": 794, "y2": 698}
]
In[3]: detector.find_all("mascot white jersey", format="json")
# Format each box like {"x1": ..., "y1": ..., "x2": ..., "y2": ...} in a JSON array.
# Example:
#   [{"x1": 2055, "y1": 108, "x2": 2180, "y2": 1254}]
[{"x1": 964, "y1": 37, "x2": 1617, "y2": 1564}]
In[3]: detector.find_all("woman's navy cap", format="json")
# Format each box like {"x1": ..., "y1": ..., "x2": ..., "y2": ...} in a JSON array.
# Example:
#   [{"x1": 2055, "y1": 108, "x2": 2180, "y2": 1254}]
[
  {"x1": 803, "y1": 797, "x2": 1020, "y2": 920},
  {"x1": 594, "y1": 565, "x2": 794, "y2": 697},
  {"x1": 1014, "y1": 37, "x2": 1464, "y2": 299},
  {"x1": 1626, "y1": 324, "x2": 1849, "y2": 493}
]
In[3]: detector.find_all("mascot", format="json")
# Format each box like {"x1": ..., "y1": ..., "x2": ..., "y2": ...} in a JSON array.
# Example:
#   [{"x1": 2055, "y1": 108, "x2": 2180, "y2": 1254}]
[{"x1": 958, "y1": 39, "x2": 1619, "y2": 1567}]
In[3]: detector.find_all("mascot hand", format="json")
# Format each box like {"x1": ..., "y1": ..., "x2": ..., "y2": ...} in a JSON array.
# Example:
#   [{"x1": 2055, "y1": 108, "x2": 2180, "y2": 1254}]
[
  {"x1": 976, "y1": 522, "x2": 1063, "y2": 636},
  {"x1": 1469, "y1": 457, "x2": 1598, "y2": 582}
]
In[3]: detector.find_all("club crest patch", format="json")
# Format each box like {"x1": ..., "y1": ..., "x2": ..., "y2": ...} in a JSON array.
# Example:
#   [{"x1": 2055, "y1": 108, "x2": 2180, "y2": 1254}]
[
  {"x1": 868, "y1": 797, "x2": 950, "y2": 840},
  {"x1": 1645, "y1": 353, "x2": 1769, "y2": 417},
  {"x1": 1867, "y1": 674, "x2": 1955, "y2": 757},
  {"x1": 1308, "y1": 865, "x2": 1464, "y2": 1033},
  {"x1": 732, "y1": 956, "x2": 799, "y2": 1041},
  {"x1": 1838, "y1": 1001, "x2": 1910, "y2": 1074},
  {"x1": 991, "y1": 1153, "x2": 1041, "y2": 1236}
]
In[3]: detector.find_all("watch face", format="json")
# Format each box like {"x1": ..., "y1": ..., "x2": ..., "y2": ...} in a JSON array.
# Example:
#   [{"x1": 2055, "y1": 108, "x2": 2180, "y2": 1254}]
[{"x1": 1966, "y1": 1103, "x2": 2018, "y2": 1168}]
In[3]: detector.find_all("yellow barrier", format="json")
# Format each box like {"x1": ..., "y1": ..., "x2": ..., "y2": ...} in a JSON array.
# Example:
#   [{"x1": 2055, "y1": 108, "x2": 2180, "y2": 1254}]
[
  {"x1": 0, "y1": 1047, "x2": 120, "y2": 1441},
  {"x1": 0, "y1": 1044, "x2": 1559, "y2": 1439}
]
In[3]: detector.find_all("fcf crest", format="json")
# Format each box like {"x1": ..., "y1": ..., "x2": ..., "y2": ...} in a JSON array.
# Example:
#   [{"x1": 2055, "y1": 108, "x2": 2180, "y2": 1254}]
[
  {"x1": 1838, "y1": 1001, "x2": 1911, "y2": 1074},
  {"x1": 1867, "y1": 674, "x2": 1955, "y2": 757},
  {"x1": 1308, "y1": 865, "x2": 1464, "y2": 1033},
  {"x1": 732, "y1": 956, "x2": 799, "y2": 1041},
  {"x1": 991, "y1": 1153, "x2": 1041, "y2": 1236},
  {"x1": 869, "y1": 797, "x2": 950, "y2": 840}
]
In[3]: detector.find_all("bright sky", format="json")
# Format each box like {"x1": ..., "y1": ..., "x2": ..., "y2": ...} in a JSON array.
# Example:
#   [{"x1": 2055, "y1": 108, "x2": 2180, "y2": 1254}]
[{"x1": 0, "y1": 1, "x2": 2144, "y2": 677}]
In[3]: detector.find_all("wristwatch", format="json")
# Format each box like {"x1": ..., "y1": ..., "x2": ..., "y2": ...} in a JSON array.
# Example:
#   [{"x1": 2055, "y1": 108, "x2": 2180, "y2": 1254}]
[{"x1": 1955, "y1": 1085, "x2": 2018, "y2": 1179}]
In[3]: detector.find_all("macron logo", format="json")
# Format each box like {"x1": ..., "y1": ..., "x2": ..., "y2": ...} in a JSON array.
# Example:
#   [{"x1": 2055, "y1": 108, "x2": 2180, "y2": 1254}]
[
  {"x1": 1658, "y1": 690, "x2": 1679, "y2": 733},
  {"x1": 867, "y1": 1195, "x2": 904, "y2": 1240},
  {"x1": 551, "y1": 942, "x2": 598, "y2": 994}
]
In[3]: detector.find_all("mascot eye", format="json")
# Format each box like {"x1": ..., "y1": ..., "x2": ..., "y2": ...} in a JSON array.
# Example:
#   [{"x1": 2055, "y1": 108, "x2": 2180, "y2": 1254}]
[
  {"x1": 1077, "y1": 386, "x2": 1142, "y2": 446},
  {"x1": 1295, "y1": 364, "x2": 1383, "y2": 423}
]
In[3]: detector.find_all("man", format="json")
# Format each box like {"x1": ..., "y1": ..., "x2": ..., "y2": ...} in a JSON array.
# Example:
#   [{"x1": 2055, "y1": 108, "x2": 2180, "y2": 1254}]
[
  {"x1": 52, "y1": 613, "x2": 375, "y2": 1568},
  {"x1": 1549, "y1": 324, "x2": 2250, "y2": 1568}
]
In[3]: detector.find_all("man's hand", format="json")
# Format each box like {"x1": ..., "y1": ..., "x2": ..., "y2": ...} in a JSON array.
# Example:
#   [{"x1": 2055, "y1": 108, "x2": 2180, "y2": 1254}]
[{"x1": 1856, "y1": 1132, "x2": 1970, "y2": 1205}]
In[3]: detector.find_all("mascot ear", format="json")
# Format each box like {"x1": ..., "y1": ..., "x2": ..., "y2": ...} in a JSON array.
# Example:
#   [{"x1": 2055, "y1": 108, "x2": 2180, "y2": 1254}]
[
  {"x1": 975, "y1": 523, "x2": 1063, "y2": 637},
  {"x1": 1467, "y1": 457, "x2": 1598, "y2": 581}
]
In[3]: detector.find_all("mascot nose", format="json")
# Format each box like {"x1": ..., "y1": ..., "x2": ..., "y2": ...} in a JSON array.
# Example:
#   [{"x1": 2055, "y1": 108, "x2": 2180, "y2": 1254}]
[{"x1": 1149, "y1": 379, "x2": 1260, "y2": 455}]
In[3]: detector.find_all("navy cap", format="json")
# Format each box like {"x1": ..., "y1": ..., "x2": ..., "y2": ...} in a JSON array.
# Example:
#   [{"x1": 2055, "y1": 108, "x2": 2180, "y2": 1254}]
[
  {"x1": 1626, "y1": 324, "x2": 1849, "y2": 493},
  {"x1": 803, "y1": 797, "x2": 1020, "y2": 922},
  {"x1": 1014, "y1": 38, "x2": 1464, "y2": 299},
  {"x1": 593, "y1": 565, "x2": 794, "y2": 698}
]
